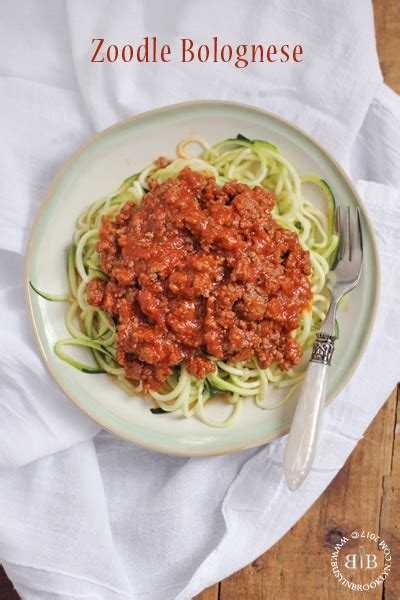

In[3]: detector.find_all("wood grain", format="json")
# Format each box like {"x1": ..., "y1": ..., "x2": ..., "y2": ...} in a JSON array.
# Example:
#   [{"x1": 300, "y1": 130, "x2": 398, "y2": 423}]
[
  {"x1": 196, "y1": 389, "x2": 399, "y2": 600},
  {"x1": 378, "y1": 389, "x2": 400, "y2": 600},
  {"x1": 0, "y1": 567, "x2": 18, "y2": 600},
  {"x1": 194, "y1": 585, "x2": 219, "y2": 600},
  {"x1": 373, "y1": 0, "x2": 400, "y2": 93}
]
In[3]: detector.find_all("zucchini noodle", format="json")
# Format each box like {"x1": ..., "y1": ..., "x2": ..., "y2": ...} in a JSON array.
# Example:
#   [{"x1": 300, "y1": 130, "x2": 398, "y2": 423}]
[{"x1": 30, "y1": 134, "x2": 338, "y2": 428}]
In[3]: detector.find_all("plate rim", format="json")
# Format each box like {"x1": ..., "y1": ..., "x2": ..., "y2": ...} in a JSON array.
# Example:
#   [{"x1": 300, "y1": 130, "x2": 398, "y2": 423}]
[{"x1": 24, "y1": 99, "x2": 381, "y2": 456}]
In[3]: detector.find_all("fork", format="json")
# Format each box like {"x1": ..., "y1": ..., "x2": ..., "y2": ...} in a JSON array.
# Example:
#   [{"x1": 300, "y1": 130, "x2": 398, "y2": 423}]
[{"x1": 284, "y1": 206, "x2": 363, "y2": 491}]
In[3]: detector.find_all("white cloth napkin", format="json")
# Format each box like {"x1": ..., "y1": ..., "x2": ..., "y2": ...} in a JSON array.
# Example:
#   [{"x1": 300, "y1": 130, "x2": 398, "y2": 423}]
[{"x1": 1, "y1": 1, "x2": 400, "y2": 599}]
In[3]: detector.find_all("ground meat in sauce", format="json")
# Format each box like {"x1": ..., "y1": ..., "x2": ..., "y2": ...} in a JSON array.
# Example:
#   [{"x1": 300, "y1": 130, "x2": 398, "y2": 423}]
[{"x1": 87, "y1": 166, "x2": 312, "y2": 391}]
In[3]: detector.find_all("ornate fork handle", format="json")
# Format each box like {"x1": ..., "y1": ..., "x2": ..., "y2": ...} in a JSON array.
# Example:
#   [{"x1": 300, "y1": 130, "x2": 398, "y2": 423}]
[
  {"x1": 311, "y1": 332, "x2": 336, "y2": 366},
  {"x1": 283, "y1": 297, "x2": 337, "y2": 491}
]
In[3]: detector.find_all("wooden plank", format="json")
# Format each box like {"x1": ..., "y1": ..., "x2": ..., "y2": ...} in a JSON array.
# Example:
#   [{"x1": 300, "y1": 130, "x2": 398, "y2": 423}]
[
  {"x1": 218, "y1": 389, "x2": 398, "y2": 600},
  {"x1": 380, "y1": 386, "x2": 400, "y2": 598},
  {"x1": 193, "y1": 584, "x2": 219, "y2": 600},
  {"x1": 373, "y1": 0, "x2": 400, "y2": 93},
  {"x1": 0, "y1": 566, "x2": 18, "y2": 600}
]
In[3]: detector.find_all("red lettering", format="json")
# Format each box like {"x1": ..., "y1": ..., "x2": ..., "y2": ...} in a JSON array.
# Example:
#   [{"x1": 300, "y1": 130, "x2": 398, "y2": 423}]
[
  {"x1": 89, "y1": 38, "x2": 304, "y2": 67},
  {"x1": 137, "y1": 37, "x2": 150, "y2": 62},
  {"x1": 91, "y1": 38, "x2": 104, "y2": 63},
  {"x1": 122, "y1": 45, "x2": 134, "y2": 62},
  {"x1": 235, "y1": 45, "x2": 248, "y2": 69},
  {"x1": 266, "y1": 45, "x2": 277, "y2": 62},
  {"x1": 280, "y1": 44, "x2": 290, "y2": 62},
  {"x1": 221, "y1": 44, "x2": 233, "y2": 62},
  {"x1": 182, "y1": 38, "x2": 194, "y2": 62},
  {"x1": 293, "y1": 44, "x2": 303, "y2": 62},
  {"x1": 198, "y1": 44, "x2": 210, "y2": 62},
  {"x1": 212, "y1": 37, "x2": 218, "y2": 62},
  {"x1": 251, "y1": 44, "x2": 265, "y2": 63},
  {"x1": 161, "y1": 45, "x2": 171, "y2": 62},
  {"x1": 151, "y1": 36, "x2": 157, "y2": 62},
  {"x1": 107, "y1": 44, "x2": 118, "y2": 62}
]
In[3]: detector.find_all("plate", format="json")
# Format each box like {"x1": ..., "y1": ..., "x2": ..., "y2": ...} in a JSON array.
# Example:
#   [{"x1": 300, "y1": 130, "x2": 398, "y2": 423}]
[{"x1": 25, "y1": 101, "x2": 379, "y2": 456}]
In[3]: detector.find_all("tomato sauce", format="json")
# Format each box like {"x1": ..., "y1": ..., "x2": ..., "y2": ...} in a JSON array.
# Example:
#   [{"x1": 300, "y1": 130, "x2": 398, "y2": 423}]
[{"x1": 87, "y1": 167, "x2": 312, "y2": 391}]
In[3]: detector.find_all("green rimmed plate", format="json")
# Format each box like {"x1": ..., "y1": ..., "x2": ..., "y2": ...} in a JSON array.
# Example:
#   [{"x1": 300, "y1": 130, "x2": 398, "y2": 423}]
[{"x1": 25, "y1": 101, "x2": 379, "y2": 456}]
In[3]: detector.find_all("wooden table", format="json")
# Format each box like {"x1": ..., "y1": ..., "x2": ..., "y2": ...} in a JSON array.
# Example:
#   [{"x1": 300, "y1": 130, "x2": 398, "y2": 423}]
[{"x1": 1, "y1": 1, "x2": 399, "y2": 598}]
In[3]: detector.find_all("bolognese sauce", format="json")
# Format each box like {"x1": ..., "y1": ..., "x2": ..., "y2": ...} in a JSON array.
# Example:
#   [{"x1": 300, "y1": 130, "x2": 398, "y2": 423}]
[{"x1": 87, "y1": 167, "x2": 312, "y2": 391}]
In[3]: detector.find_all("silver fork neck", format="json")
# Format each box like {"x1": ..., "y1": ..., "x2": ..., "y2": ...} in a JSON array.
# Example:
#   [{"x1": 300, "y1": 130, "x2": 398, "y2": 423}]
[{"x1": 319, "y1": 294, "x2": 337, "y2": 337}]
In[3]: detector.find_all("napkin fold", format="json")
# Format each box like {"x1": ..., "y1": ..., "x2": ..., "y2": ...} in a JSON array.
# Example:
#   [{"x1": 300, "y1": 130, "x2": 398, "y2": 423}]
[{"x1": 1, "y1": 2, "x2": 400, "y2": 599}]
